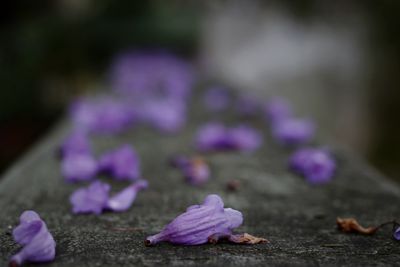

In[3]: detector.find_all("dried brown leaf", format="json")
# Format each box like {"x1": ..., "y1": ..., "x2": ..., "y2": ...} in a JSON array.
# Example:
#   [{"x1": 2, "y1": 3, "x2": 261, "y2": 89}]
[
  {"x1": 336, "y1": 217, "x2": 378, "y2": 235},
  {"x1": 228, "y1": 233, "x2": 269, "y2": 244}
]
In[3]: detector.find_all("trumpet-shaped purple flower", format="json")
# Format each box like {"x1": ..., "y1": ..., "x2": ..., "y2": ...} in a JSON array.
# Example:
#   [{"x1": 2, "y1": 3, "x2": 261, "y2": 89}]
[
  {"x1": 289, "y1": 148, "x2": 336, "y2": 184},
  {"x1": 59, "y1": 131, "x2": 91, "y2": 158},
  {"x1": 10, "y1": 211, "x2": 56, "y2": 266},
  {"x1": 145, "y1": 194, "x2": 243, "y2": 245},
  {"x1": 170, "y1": 156, "x2": 210, "y2": 185},
  {"x1": 272, "y1": 118, "x2": 315, "y2": 146},
  {"x1": 195, "y1": 123, "x2": 262, "y2": 152},
  {"x1": 203, "y1": 87, "x2": 231, "y2": 112},
  {"x1": 70, "y1": 180, "x2": 148, "y2": 214},
  {"x1": 61, "y1": 153, "x2": 98, "y2": 182},
  {"x1": 98, "y1": 145, "x2": 140, "y2": 181},
  {"x1": 264, "y1": 97, "x2": 292, "y2": 124}
]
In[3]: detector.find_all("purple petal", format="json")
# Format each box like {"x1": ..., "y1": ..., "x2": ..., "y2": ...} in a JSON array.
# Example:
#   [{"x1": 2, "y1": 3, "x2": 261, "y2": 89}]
[
  {"x1": 264, "y1": 97, "x2": 292, "y2": 123},
  {"x1": 10, "y1": 211, "x2": 56, "y2": 266},
  {"x1": 289, "y1": 148, "x2": 336, "y2": 184},
  {"x1": 99, "y1": 145, "x2": 140, "y2": 181},
  {"x1": 171, "y1": 156, "x2": 210, "y2": 186},
  {"x1": 229, "y1": 125, "x2": 263, "y2": 152},
  {"x1": 61, "y1": 154, "x2": 98, "y2": 182},
  {"x1": 394, "y1": 227, "x2": 400, "y2": 241},
  {"x1": 195, "y1": 123, "x2": 230, "y2": 151},
  {"x1": 145, "y1": 194, "x2": 243, "y2": 246},
  {"x1": 59, "y1": 131, "x2": 91, "y2": 158},
  {"x1": 106, "y1": 179, "x2": 148, "y2": 212},
  {"x1": 70, "y1": 181, "x2": 110, "y2": 214},
  {"x1": 272, "y1": 118, "x2": 315, "y2": 146},
  {"x1": 203, "y1": 87, "x2": 231, "y2": 112}
]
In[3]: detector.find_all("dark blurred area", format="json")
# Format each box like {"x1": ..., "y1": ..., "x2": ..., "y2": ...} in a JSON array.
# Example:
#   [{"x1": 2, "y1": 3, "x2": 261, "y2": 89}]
[{"x1": 0, "y1": 0, "x2": 400, "y2": 181}]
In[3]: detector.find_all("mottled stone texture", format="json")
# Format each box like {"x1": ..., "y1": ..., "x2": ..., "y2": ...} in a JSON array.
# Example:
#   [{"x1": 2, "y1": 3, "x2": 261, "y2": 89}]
[{"x1": 0, "y1": 98, "x2": 400, "y2": 266}]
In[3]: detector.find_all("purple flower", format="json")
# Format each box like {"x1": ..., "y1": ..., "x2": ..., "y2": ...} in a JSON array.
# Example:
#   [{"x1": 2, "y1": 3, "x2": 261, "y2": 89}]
[
  {"x1": 70, "y1": 181, "x2": 110, "y2": 214},
  {"x1": 145, "y1": 194, "x2": 243, "y2": 245},
  {"x1": 170, "y1": 156, "x2": 210, "y2": 185},
  {"x1": 10, "y1": 211, "x2": 56, "y2": 266},
  {"x1": 61, "y1": 153, "x2": 98, "y2": 182},
  {"x1": 236, "y1": 94, "x2": 260, "y2": 117},
  {"x1": 289, "y1": 148, "x2": 336, "y2": 184},
  {"x1": 394, "y1": 227, "x2": 400, "y2": 241},
  {"x1": 106, "y1": 179, "x2": 148, "y2": 212},
  {"x1": 99, "y1": 145, "x2": 140, "y2": 181},
  {"x1": 70, "y1": 180, "x2": 148, "y2": 214},
  {"x1": 264, "y1": 97, "x2": 292, "y2": 124},
  {"x1": 203, "y1": 87, "x2": 231, "y2": 112},
  {"x1": 59, "y1": 131, "x2": 91, "y2": 158},
  {"x1": 272, "y1": 118, "x2": 315, "y2": 146},
  {"x1": 69, "y1": 97, "x2": 135, "y2": 134},
  {"x1": 195, "y1": 123, "x2": 262, "y2": 152}
]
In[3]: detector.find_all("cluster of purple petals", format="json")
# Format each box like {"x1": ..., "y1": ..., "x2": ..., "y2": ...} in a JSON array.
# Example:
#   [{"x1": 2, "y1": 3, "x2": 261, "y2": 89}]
[
  {"x1": 10, "y1": 211, "x2": 56, "y2": 266},
  {"x1": 145, "y1": 194, "x2": 243, "y2": 245},
  {"x1": 195, "y1": 123, "x2": 262, "y2": 152},
  {"x1": 203, "y1": 86, "x2": 231, "y2": 112},
  {"x1": 289, "y1": 148, "x2": 336, "y2": 184},
  {"x1": 265, "y1": 97, "x2": 315, "y2": 146},
  {"x1": 70, "y1": 179, "x2": 148, "y2": 214},
  {"x1": 170, "y1": 156, "x2": 210, "y2": 185}
]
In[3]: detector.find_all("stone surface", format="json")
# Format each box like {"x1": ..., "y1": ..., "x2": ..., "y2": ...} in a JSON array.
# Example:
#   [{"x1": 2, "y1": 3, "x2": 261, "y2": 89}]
[{"x1": 0, "y1": 97, "x2": 400, "y2": 266}]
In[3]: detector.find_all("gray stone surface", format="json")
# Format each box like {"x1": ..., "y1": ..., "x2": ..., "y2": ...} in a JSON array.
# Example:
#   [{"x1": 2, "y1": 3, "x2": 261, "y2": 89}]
[{"x1": 1, "y1": 98, "x2": 400, "y2": 266}]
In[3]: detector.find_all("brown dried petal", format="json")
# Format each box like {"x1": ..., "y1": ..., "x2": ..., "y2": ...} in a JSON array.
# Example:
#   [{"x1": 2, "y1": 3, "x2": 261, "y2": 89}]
[
  {"x1": 336, "y1": 217, "x2": 378, "y2": 235},
  {"x1": 228, "y1": 233, "x2": 269, "y2": 244}
]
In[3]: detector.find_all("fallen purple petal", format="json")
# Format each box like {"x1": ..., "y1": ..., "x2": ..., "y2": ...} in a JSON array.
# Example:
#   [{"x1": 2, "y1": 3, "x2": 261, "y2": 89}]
[
  {"x1": 289, "y1": 148, "x2": 336, "y2": 184},
  {"x1": 145, "y1": 194, "x2": 243, "y2": 246},
  {"x1": 70, "y1": 181, "x2": 110, "y2": 214},
  {"x1": 61, "y1": 153, "x2": 98, "y2": 182},
  {"x1": 264, "y1": 97, "x2": 292, "y2": 124},
  {"x1": 99, "y1": 145, "x2": 140, "y2": 181},
  {"x1": 171, "y1": 156, "x2": 210, "y2": 185},
  {"x1": 10, "y1": 211, "x2": 56, "y2": 266},
  {"x1": 106, "y1": 179, "x2": 148, "y2": 212},
  {"x1": 203, "y1": 86, "x2": 231, "y2": 112},
  {"x1": 272, "y1": 118, "x2": 315, "y2": 146},
  {"x1": 195, "y1": 123, "x2": 262, "y2": 152},
  {"x1": 59, "y1": 131, "x2": 91, "y2": 158}
]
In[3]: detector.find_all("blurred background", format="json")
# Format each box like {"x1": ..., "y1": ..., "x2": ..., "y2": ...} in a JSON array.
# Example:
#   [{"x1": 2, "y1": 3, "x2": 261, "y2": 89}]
[{"x1": 0, "y1": 0, "x2": 399, "y2": 181}]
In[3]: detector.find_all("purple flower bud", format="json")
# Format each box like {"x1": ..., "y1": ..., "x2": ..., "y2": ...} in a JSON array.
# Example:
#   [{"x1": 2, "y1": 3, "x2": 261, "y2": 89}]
[
  {"x1": 171, "y1": 156, "x2": 210, "y2": 185},
  {"x1": 203, "y1": 87, "x2": 231, "y2": 112},
  {"x1": 106, "y1": 179, "x2": 148, "y2": 212},
  {"x1": 394, "y1": 227, "x2": 400, "y2": 241},
  {"x1": 61, "y1": 153, "x2": 98, "y2": 182},
  {"x1": 99, "y1": 145, "x2": 140, "y2": 181},
  {"x1": 195, "y1": 123, "x2": 262, "y2": 152},
  {"x1": 70, "y1": 180, "x2": 148, "y2": 214},
  {"x1": 289, "y1": 148, "x2": 336, "y2": 184},
  {"x1": 59, "y1": 131, "x2": 91, "y2": 158},
  {"x1": 10, "y1": 211, "x2": 56, "y2": 266},
  {"x1": 264, "y1": 97, "x2": 292, "y2": 123},
  {"x1": 145, "y1": 194, "x2": 243, "y2": 245},
  {"x1": 70, "y1": 181, "x2": 110, "y2": 214},
  {"x1": 272, "y1": 118, "x2": 315, "y2": 146}
]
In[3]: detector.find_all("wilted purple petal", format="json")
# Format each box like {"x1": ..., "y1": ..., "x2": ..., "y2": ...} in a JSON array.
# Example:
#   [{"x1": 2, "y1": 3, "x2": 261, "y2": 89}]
[
  {"x1": 394, "y1": 227, "x2": 400, "y2": 241},
  {"x1": 61, "y1": 154, "x2": 98, "y2": 182},
  {"x1": 59, "y1": 131, "x2": 91, "y2": 158},
  {"x1": 203, "y1": 87, "x2": 231, "y2": 112},
  {"x1": 69, "y1": 97, "x2": 136, "y2": 134},
  {"x1": 171, "y1": 156, "x2": 210, "y2": 186},
  {"x1": 264, "y1": 97, "x2": 292, "y2": 123},
  {"x1": 70, "y1": 181, "x2": 110, "y2": 214},
  {"x1": 195, "y1": 123, "x2": 262, "y2": 152},
  {"x1": 272, "y1": 118, "x2": 315, "y2": 146},
  {"x1": 106, "y1": 179, "x2": 148, "y2": 212},
  {"x1": 289, "y1": 148, "x2": 336, "y2": 184},
  {"x1": 145, "y1": 194, "x2": 243, "y2": 246},
  {"x1": 10, "y1": 211, "x2": 56, "y2": 266},
  {"x1": 99, "y1": 145, "x2": 140, "y2": 181}
]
